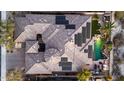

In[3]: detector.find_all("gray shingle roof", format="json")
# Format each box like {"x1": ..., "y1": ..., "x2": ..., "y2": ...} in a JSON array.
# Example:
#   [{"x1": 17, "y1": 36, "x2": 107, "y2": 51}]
[
  {"x1": 25, "y1": 52, "x2": 45, "y2": 72},
  {"x1": 14, "y1": 14, "x2": 91, "y2": 74},
  {"x1": 14, "y1": 17, "x2": 30, "y2": 39},
  {"x1": 25, "y1": 40, "x2": 38, "y2": 53}
]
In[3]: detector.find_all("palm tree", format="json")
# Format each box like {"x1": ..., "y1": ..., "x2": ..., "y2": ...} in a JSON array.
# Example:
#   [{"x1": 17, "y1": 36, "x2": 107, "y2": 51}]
[
  {"x1": 77, "y1": 69, "x2": 92, "y2": 81},
  {"x1": 100, "y1": 22, "x2": 114, "y2": 40}
]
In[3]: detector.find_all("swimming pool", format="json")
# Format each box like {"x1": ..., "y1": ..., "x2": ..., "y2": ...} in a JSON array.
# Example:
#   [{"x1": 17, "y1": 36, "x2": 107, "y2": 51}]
[{"x1": 94, "y1": 37, "x2": 104, "y2": 61}]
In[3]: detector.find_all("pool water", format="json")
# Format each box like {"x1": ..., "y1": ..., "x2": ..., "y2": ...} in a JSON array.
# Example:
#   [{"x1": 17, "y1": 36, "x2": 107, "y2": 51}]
[{"x1": 94, "y1": 37, "x2": 104, "y2": 61}]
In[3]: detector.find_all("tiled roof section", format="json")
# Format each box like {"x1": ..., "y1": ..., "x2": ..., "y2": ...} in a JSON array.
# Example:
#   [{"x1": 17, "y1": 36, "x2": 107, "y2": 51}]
[
  {"x1": 25, "y1": 54, "x2": 36, "y2": 71},
  {"x1": 42, "y1": 24, "x2": 57, "y2": 42},
  {"x1": 25, "y1": 52, "x2": 45, "y2": 71},
  {"x1": 44, "y1": 48, "x2": 60, "y2": 62},
  {"x1": 14, "y1": 14, "x2": 55, "y2": 41},
  {"x1": 26, "y1": 63, "x2": 52, "y2": 74},
  {"x1": 15, "y1": 14, "x2": 90, "y2": 42},
  {"x1": 26, "y1": 14, "x2": 56, "y2": 24},
  {"x1": 45, "y1": 15, "x2": 90, "y2": 51},
  {"x1": 65, "y1": 14, "x2": 78, "y2": 23},
  {"x1": 15, "y1": 23, "x2": 50, "y2": 42},
  {"x1": 25, "y1": 40, "x2": 38, "y2": 53}
]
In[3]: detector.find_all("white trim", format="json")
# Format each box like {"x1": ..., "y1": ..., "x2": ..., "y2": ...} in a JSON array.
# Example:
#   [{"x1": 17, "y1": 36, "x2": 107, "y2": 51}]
[{"x1": 1, "y1": 45, "x2": 6, "y2": 81}]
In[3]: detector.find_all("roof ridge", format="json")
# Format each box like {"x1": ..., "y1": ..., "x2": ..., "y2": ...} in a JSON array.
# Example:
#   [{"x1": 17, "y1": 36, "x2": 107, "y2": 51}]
[
  {"x1": 26, "y1": 41, "x2": 38, "y2": 53},
  {"x1": 25, "y1": 54, "x2": 37, "y2": 72}
]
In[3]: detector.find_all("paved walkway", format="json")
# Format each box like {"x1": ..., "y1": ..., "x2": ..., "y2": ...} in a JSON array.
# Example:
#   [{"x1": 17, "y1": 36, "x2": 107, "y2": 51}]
[{"x1": 6, "y1": 48, "x2": 25, "y2": 70}]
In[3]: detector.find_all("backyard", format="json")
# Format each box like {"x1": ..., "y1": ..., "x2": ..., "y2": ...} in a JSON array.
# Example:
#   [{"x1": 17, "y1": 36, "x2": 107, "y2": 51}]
[{"x1": 92, "y1": 14, "x2": 113, "y2": 61}]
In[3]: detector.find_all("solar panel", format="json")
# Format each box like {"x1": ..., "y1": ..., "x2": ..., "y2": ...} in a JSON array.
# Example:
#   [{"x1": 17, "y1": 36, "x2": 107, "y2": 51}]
[
  {"x1": 82, "y1": 27, "x2": 86, "y2": 43},
  {"x1": 62, "y1": 62, "x2": 72, "y2": 70},
  {"x1": 55, "y1": 15, "x2": 69, "y2": 25},
  {"x1": 79, "y1": 33, "x2": 83, "y2": 46},
  {"x1": 61, "y1": 57, "x2": 68, "y2": 62},
  {"x1": 65, "y1": 24, "x2": 75, "y2": 29},
  {"x1": 59, "y1": 60, "x2": 72, "y2": 71},
  {"x1": 62, "y1": 66, "x2": 72, "y2": 70},
  {"x1": 88, "y1": 45, "x2": 92, "y2": 58},
  {"x1": 86, "y1": 22, "x2": 91, "y2": 38},
  {"x1": 76, "y1": 33, "x2": 82, "y2": 47},
  {"x1": 74, "y1": 34, "x2": 78, "y2": 45},
  {"x1": 56, "y1": 20, "x2": 69, "y2": 24},
  {"x1": 56, "y1": 16, "x2": 66, "y2": 20}
]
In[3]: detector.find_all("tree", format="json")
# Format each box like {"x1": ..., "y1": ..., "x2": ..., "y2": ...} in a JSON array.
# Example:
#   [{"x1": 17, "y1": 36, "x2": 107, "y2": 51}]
[
  {"x1": 77, "y1": 69, "x2": 92, "y2": 81},
  {"x1": 92, "y1": 14, "x2": 101, "y2": 36},
  {"x1": 100, "y1": 22, "x2": 114, "y2": 40},
  {"x1": 6, "y1": 69, "x2": 23, "y2": 81},
  {"x1": 0, "y1": 21, "x2": 7, "y2": 44},
  {"x1": 0, "y1": 18, "x2": 15, "y2": 51},
  {"x1": 116, "y1": 76, "x2": 124, "y2": 81},
  {"x1": 105, "y1": 75, "x2": 112, "y2": 81},
  {"x1": 114, "y1": 11, "x2": 124, "y2": 20},
  {"x1": 92, "y1": 14, "x2": 99, "y2": 20},
  {"x1": 113, "y1": 32, "x2": 124, "y2": 48},
  {"x1": 99, "y1": 22, "x2": 114, "y2": 58}
]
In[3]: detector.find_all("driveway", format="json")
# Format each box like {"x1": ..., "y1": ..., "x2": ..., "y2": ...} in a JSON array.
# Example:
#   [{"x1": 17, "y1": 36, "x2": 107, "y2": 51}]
[{"x1": 6, "y1": 48, "x2": 25, "y2": 70}]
